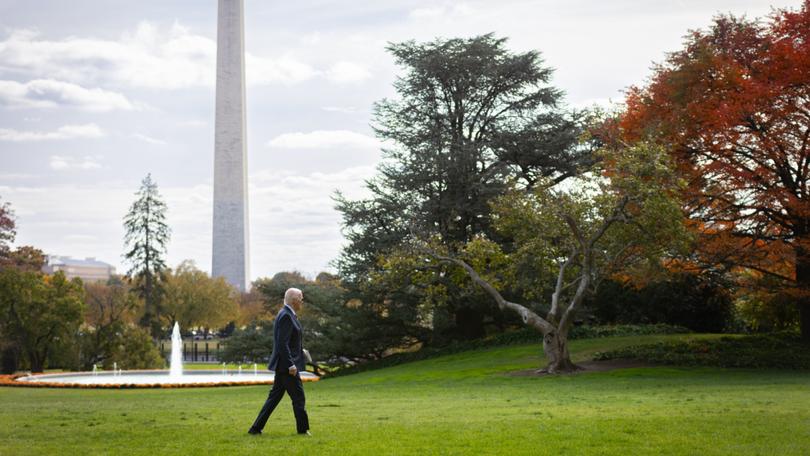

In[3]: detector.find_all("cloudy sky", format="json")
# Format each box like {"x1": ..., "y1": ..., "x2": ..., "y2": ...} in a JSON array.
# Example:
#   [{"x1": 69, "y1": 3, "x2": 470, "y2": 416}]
[{"x1": 0, "y1": 0, "x2": 796, "y2": 281}]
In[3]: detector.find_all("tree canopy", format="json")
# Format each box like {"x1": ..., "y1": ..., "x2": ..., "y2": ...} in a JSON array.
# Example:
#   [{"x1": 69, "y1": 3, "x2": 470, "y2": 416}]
[
  {"x1": 419, "y1": 141, "x2": 688, "y2": 372},
  {"x1": 0, "y1": 269, "x2": 85, "y2": 372},
  {"x1": 336, "y1": 34, "x2": 593, "y2": 341},
  {"x1": 161, "y1": 260, "x2": 239, "y2": 332},
  {"x1": 620, "y1": 1, "x2": 810, "y2": 340},
  {"x1": 80, "y1": 279, "x2": 141, "y2": 369}
]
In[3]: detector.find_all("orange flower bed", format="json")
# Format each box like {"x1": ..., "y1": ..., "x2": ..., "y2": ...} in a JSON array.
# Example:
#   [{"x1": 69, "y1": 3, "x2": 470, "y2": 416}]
[{"x1": 0, "y1": 373, "x2": 319, "y2": 389}]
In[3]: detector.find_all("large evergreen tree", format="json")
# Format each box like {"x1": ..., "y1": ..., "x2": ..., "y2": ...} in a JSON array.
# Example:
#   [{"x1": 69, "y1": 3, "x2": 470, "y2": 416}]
[
  {"x1": 123, "y1": 174, "x2": 170, "y2": 338},
  {"x1": 336, "y1": 34, "x2": 593, "y2": 340}
]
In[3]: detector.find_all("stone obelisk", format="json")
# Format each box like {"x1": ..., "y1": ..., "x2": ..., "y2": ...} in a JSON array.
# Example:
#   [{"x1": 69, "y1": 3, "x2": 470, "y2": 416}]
[{"x1": 212, "y1": 0, "x2": 250, "y2": 292}]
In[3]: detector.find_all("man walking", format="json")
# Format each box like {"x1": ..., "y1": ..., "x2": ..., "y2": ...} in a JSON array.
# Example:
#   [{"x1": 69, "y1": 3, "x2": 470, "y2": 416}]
[{"x1": 248, "y1": 287, "x2": 310, "y2": 436}]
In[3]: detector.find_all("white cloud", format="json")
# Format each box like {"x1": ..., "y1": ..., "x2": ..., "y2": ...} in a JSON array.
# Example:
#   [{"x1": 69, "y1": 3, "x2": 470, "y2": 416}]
[
  {"x1": 0, "y1": 173, "x2": 38, "y2": 180},
  {"x1": 409, "y1": 3, "x2": 474, "y2": 19},
  {"x1": 0, "y1": 79, "x2": 135, "y2": 111},
  {"x1": 267, "y1": 130, "x2": 380, "y2": 150},
  {"x1": 245, "y1": 166, "x2": 376, "y2": 275},
  {"x1": 247, "y1": 53, "x2": 318, "y2": 86},
  {"x1": 300, "y1": 32, "x2": 322, "y2": 46},
  {"x1": 49, "y1": 155, "x2": 103, "y2": 170},
  {"x1": 177, "y1": 120, "x2": 207, "y2": 128},
  {"x1": 63, "y1": 234, "x2": 98, "y2": 242},
  {"x1": 0, "y1": 123, "x2": 105, "y2": 142},
  {"x1": 324, "y1": 61, "x2": 372, "y2": 84},
  {"x1": 409, "y1": 6, "x2": 446, "y2": 19},
  {"x1": 132, "y1": 133, "x2": 167, "y2": 146},
  {"x1": 571, "y1": 97, "x2": 619, "y2": 111},
  {"x1": 321, "y1": 106, "x2": 359, "y2": 114},
  {"x1": 0, "y1": 23, "x2": 316, "y2": 89}
]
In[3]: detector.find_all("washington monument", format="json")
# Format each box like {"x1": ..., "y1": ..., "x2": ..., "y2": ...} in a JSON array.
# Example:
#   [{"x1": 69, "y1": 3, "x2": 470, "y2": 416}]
[{"x1": 212, "y1": 0, "x2": 250, "y2": 292}]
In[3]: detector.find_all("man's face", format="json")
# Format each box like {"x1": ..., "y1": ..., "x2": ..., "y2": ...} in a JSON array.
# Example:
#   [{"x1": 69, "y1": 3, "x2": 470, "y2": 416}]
[{"x1": 291, "y1": 293, "x2": 304, "y2": 312}]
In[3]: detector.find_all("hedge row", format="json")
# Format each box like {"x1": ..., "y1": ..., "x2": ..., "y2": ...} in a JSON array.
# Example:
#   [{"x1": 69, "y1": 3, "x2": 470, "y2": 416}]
[{"x1": 593, "y1": 332, "x2": 810, "y2": 369}]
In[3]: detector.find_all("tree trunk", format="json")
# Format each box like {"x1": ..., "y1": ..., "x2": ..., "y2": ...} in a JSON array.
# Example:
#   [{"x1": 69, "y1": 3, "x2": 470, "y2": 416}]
[
  {"x1": 539, "y1": 330, "x2": 579, "y2": 374},
  {"x1": 795, "y1": 245, "x2": 810, "y2": 343},
  {"x1": 29, "y1": 349, "x2": 45, "y2": 373},
  {"x1": 800, "y1": 302, "x2": 810, "y2": 344},
  {"x1": 1, "y1": 344, "x2": 18, "y2": 374},
  {"x1": 454, "y1": 306, "x2": 486, "y2": 340}
]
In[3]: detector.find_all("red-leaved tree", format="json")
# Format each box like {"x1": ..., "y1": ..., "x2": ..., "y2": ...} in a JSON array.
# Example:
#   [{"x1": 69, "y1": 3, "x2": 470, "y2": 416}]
[{"x1": 621, "y1": 2, "x2": 810, "y2": 340}]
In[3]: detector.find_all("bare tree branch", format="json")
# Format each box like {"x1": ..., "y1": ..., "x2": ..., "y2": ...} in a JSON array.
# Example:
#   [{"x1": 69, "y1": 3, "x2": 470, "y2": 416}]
[
  {"x1": 416, "y1": 244, "x2": 555, "y2": 334},
  {"x1": 549, "y1": 247, "x2": 578, "y2": 323}
]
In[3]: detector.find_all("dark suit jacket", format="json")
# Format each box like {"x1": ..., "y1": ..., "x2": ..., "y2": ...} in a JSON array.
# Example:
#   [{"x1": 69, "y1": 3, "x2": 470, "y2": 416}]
[{"x1": 268, "y1": 305, "x2": 305, "y2": 372}]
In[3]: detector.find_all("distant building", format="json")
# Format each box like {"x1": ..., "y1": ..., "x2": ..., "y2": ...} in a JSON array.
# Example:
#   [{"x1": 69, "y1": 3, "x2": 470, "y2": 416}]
[{"x1": 42, "y1": 255, "x2": 116, "y2": 283}]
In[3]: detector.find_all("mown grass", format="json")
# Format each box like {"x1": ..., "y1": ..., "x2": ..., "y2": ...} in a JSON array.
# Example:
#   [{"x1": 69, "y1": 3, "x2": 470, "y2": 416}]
[{"x1": 1, "y1": 334, "x2": 809, "y2": 455}]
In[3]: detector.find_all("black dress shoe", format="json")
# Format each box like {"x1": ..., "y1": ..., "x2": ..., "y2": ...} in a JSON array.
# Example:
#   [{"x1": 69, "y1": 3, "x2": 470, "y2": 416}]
[{"x1": 247, "y1": 429, "x2": 262, "y2": 435}]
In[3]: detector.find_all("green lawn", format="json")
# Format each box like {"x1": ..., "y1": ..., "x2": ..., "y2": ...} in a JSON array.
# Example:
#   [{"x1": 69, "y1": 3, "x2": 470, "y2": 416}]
[{"x1": 1, "y1": 334, "x2": 809, "y2": 455}]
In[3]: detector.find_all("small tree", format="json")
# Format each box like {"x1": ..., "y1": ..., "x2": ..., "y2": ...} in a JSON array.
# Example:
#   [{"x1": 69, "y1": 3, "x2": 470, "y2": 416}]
[
  {"x1": 221, "y1": 322, "x2": 274, "y2": 365},
  {"x1": 0, "y1": 198, "x2": 51, "y2": 372},
  {"x1": 162, "y1": 260, "x2": 239, "y2": 333},
  {"x1": 80, "y1": 279, "x2": 140, "y2": 369},
  {"x1": 1, "y1": 246, "x2": 46, "y2": 272},
  {"x1": 114, "y1": 325, "x2": 165, "y2": 370},
  {"x1": 0, "y1": 196, "x2": 15, "y2": 262},
  {"x1": 0, "y1": 269, "x2": 85, "y2": 372},
  {"x1": 123, "y1": 173, "x2": 170, "y2": 338},
  {"x1": 237, "y1": 287, "x2": 268, "y2": 327},
  {"x1": 0, "y1": 197, "x2": 18, "y2": 372},
  {"x1": 419, "y1": 142, "x2": 688, "y2": 373}
]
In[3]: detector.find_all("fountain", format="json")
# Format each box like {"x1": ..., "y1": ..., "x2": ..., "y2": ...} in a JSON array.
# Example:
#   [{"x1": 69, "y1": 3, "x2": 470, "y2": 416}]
[
  {"x1": 169, "y1": 322, "x2": 183, "y2": 378},
  {"x1": 14, "y1": 322, "x2": 318, "y2": 387}
]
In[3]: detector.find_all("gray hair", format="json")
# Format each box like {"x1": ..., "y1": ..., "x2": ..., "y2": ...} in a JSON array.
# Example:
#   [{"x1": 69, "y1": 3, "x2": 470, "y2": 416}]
[{"x1": 284, "y1": 287, "x2": 303, "y2": 306}]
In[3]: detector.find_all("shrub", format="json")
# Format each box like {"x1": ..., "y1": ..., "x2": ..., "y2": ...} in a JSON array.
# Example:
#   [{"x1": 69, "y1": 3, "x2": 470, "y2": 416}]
[
  {"x1": 593, "y1": 332, "x2": 810, "y2": 369},
  {"x1": 589, "y1": 273, "x2": 734, "y2": 332},
  {"x1": 220, "y1": 322, "x2": 273, "y2": 364},
  {"x1": 736, "y1": 291, "x2": 800, "y2": 333},
  {"x1": 113, "y1": 326, "x2": 165, "y2": 370}
]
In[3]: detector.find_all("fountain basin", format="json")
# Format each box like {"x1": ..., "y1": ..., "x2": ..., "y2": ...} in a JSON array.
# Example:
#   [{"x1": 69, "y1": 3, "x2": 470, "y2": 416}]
[
  {"x1": 7, "y1": 369, "x2": 319, "y2": 388},
  {"x1": 2, "y1": 323, "x2": 323, "y2": 389}
]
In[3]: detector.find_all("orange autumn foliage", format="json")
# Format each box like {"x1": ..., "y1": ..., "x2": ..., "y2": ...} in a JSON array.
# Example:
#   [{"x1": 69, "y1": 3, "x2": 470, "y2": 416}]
[{"x1": 618, "y1": 1, "x2": 810, "y2": 337}]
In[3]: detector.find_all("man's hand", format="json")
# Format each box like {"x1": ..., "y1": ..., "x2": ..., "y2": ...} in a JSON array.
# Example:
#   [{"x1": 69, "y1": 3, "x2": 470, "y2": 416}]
[{"x1": 288, "y1": 365, "x2": 298, "y2": 376}]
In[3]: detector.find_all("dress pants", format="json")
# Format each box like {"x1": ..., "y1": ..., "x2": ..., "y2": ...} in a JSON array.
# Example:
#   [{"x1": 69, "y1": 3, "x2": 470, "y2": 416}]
[{"x1": 250, "y1": 370, "x2": 309, "y2": 434}]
